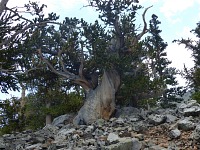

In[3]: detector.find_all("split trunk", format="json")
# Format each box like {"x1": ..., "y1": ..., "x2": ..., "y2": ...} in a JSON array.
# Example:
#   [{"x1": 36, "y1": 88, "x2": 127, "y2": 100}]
[{"x1": 73, "y1": 70, "x2": 120, "y2": 125}]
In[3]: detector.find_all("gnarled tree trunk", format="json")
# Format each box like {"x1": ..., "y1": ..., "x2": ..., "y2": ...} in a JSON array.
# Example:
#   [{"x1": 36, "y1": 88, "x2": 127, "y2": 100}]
[
  {"x1": 73, "y1": 70, "x2": 120, "y2": 125},
  {"x1": 45, "y1": 102, "x2": 52, "y2": 125}
]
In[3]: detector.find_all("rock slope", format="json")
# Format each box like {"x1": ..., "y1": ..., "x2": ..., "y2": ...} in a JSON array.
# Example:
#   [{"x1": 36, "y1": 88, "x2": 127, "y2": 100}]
[{"x1": 1, "y1": 100, "x2": 200, "y2": 150}]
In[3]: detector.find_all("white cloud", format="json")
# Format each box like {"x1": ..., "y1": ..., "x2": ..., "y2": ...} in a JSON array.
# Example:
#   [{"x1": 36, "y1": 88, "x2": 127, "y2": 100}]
[
  {"x1": 44, "y1": 0, "x2": 87, "y2": 12},
  {"x1": 139, "y1": 0, "x2": 159, "y2": 5},
  {"x1": 160, "y1": 0, "x2": 195, "y2": 19},
  {"x1": 169, "y1": 18, "x2": 181, "y2": 24},
  {"x1": 167, "y1": 43, "x2": 194, "y2": 69},
  {"x1": 166, "y1": 42, "x2": 194, "y2": 86},
  {"x1": 168, "y1": 26, "x2": 196, "y2": 71},
  {"x1": 7, "y1": 0, "x2": 27, "y2": 7},
  {"x1": 176, "y1": 26, "x2": 198, "y2": 42}
]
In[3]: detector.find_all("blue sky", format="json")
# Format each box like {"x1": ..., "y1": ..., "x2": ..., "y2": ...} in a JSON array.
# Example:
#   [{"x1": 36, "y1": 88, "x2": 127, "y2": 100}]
[{"x1": 1, "y1": 0, "x2": 200, "y2": 99}]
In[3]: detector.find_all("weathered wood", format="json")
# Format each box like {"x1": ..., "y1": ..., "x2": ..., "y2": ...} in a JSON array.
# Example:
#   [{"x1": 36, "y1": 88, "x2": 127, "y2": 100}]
[{"x1": 73, "y1": 70, "x2": 120, "y2": 125}]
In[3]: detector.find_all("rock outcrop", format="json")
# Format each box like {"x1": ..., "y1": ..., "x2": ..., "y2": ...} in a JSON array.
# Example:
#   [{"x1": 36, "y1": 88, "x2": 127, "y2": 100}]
[{"x1": 1, "y1": 99, "x2": 200, "y2": 149}]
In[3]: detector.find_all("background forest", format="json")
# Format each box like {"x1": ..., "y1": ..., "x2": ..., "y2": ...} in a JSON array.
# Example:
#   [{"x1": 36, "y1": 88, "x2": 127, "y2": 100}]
[{"x1": 0, "y1": 0, "x2": 199, "y2": 135}]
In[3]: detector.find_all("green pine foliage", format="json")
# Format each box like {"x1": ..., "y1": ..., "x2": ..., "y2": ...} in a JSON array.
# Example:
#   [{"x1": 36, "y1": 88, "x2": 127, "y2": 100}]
[
  {"x1": 24, "y1": 89, "x2": 83, "y2": 130},
  {"x1": 0, "y1": 97, "x2": 24, "y2": 135},
  {"x1": 116, "y1": 14, "x2": 184, "y2": 107},
  {"x1": 176, "y1": 22, "x2": 200, "y2": 102},
  {"x1": 0, "y1": 0, "x2": 190, "y2": 134},
  {"x1": 0, "y1": 91, "x2": 83, "y2": 133}
]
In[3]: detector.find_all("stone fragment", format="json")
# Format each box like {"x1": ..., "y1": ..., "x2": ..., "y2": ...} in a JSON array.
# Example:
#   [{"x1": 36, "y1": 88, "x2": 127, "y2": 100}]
[
  {"x1": 52, "y1": 114, "x2": 74, "y2": 127},
  {"x1": 166, "y1": 114, "x2": 177, "y2": 123},
  {"x1": 131, "y1": 132, "x2": 144, "y2": 140},
  {"x1": 115, "y1": 107, "x2": 140, "y2": 118},
  {"x1": 192, "y1": 124, "x2": 200, "y2": 142},
  {"x1": 115, "y1": 118, "x2": 125, "y2": 124},
  {"x1": 55, "y1": 128, "x2": 75, "y2": 141},
  {"x1": 0, "y1": 138, "x2": 6, "y2": 149},
  {"x1": 132, "y1": 138, "x2": 142, "y2": 150},
  {"x1": 107, "y1": 133, "x2": 120, "y2": 143},
  {"x1": 25, "y1": 143, "x2": 42, "y2": 150},
  {"x1": 85, "y1": 125, "x2": 95, "y2": 133},
  {"x1": 35, "y1": 136, "x2": 46, "y2": 143},
  {"x1": 42, "y1": 124, "x2": 59, "y2": 135},
  {"x1": 102, "y1": 138, "x2": 133, "y2": 150},
  {"x1": 178, "y1": 100, "x2": 200, "y2": 116},
  {"x1": 148, "y1": 114, "x2": 167, "y2": 125},
  {"x1": 84, "y1": 138, "x2": 96, "y2": 146},
  {"x1": 178, "y1": 118, "x2": 196, "y2": 131},
  {"x1": 148, "y1": 145, "x2": 168, "y2": 150},
  {"x1": 95, "y1": 119, "x2": 105, "y2": 127},
  {"x1": 168, "y1": 129, "x2": 181, "y2": 139},
  {"x1": 129, "y1": 116, "x2": 139, "y2": 122}
]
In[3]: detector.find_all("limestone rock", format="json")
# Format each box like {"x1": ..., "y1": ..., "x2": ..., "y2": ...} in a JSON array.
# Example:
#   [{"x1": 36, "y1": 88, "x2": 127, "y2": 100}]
[
  {"x1": 2, "y1": 100, "x2": 200, "y2": 150},
  {"x1": 0, "y1": 138, "x2": 6, "y2": 149},
  {"x1": 55, "y1": 128, "x2": 76, "y2": 142},
  {"x1": 148, "y1": 114, "x2": 167, "y2": 125},
  {"x1": 52, "y1": 114, "x2": 74, "y2": 127},
  {"x1": 192, "y1": 124, "x2": 200, "y2": 142},
  {"x1": 132, "y1": 138, "x2": 142, "y2": 150},
  {"x1": 178, "y1": 118, "x2": 196, "y2": 131},
  {"x1": 178, "y1": 100, "x2": 200, "y2": 116},
  {"x1": 42, "y1": 124, "x2": 59, "y2": 136},
  {"x1": 25, "y1": 143, "x2": 42, "y2": 150},
  {"x1": 102, "y1": 138, "x2": 133, "y2": 150},
  {"x1": 107, "y1": 133, "x2": 120, "y2": 143},
  {"x1": 115, "y1": 118, "x2": 125, "y2": 124},
  {"x1": 115, "y1": 107, "x2": 140, "y2": 118},
  {"x1": 168, "y1": 129, "x2": 181, "y2": 139},
  {"x1": 166, "y1": 114, "x2": 177, "y2": 123},
  {"x1": 85, "y1": 125, "x2": 95, "y2": 133}
]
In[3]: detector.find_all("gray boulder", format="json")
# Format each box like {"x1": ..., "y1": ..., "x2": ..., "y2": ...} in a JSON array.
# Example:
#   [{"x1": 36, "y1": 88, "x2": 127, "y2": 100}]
[
  {"x1": 148, "y1": 114, "x2": 167, "y2": 125},
  {"x1": 192, "y1": 124, "x2": 200, "y2": 142},
  {"x1": 102, "y1": 138, "x2": 134, "y2": 150},
  {"x1": 0, "y1": 138, "x2": 6, "y2": 149},
  {"x1": 168, "y1": 129, "x2": 181, "y2": 139},
  {"x1": 25, "y1": 143, "x2": 42, "y2": 150},
  {"x1": 55, "y1": 128, "x2": 76, "y2": 142},
  {"x1": 115, "y1": 107, "x2": 140, "y2": 118},
  {"x1": 52, "y1": 114, "x2": 74, "y2": 127},
  {"x1": 166, "y1": 114, "x2": 177, "y2": 123},
  {"x1": 178, "y1": 118, "x2": 196, "y2": 131},
  {"x1": 178, "y1": 100, "x2": 200, "y2": 116},
  {"x1": 107, "y1": 133, "x2": 120, "y2": 143},
  {"x1": 132, "y1": 138, "x2": 142, "y2": 150}
]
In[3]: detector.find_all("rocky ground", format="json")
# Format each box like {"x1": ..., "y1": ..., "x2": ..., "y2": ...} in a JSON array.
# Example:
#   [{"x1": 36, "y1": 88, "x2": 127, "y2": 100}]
[{"x1": 1, "y1": 99, "x2": 200, "y2": 150}]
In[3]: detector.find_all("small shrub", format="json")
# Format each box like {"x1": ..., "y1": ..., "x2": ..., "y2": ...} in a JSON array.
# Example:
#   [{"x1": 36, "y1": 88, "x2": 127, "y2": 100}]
[{"x1": 192, "y1": 91, "x2": 200, "y2": 103}]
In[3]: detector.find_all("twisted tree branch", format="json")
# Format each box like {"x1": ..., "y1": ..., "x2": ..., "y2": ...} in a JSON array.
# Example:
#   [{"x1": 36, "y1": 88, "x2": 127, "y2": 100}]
[
  {"x1": 0, "y1": 21, "x2": 87, "y2": 48},
  {"x1": 37, "y1": 49, "x2": 93, "y2": 91},
  {"x1": 132, "y1": 5, "x2": 153, "y2": 46}
]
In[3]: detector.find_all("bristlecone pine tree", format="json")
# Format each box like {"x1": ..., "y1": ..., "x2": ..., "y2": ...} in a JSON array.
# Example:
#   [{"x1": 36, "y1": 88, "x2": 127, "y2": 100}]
[
  {"x1": 176, "y1": 21, "x2": 200, "y2": 102},
  {"x1": 145, "y1": 14, "x2": 181, "y2": 107},
  {"x1": 0, "y1": 0, "x2": 179, "y2": 125}
]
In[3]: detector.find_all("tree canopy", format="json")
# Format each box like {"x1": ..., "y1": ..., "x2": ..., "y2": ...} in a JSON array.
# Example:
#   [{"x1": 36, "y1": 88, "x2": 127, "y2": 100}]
[{"x1": 0, "y1": 0, "x2": 184, "y2": 129}]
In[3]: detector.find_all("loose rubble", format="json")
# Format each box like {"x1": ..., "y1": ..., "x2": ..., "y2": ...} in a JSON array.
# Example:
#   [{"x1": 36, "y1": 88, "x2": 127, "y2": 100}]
[{"x1": 1, "y1": 99, "x2": 200, "y2": 149}]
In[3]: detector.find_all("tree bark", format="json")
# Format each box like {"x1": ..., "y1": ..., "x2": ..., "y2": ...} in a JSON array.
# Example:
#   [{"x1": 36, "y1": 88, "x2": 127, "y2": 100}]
[
  {"x1": 45, "y1": 102, "x2": 52, "y2": 125},
  {"x1": 19, "y1": 83, "x2": 26, "y2": 117},
  {"x1": 73, "y1": 70, "x2": 120, "y2": 125}
]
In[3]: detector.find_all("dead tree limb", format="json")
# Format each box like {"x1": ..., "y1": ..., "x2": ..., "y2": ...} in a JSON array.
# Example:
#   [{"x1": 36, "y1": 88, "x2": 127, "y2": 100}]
[
  {"x1": 0, "y1": 21, "x2": 87, "y2": 48},
  {"x1": 132, "y1": 5, "x2": 153, "y2": 46},
  {"x1": 38, "y1": 49, "x2": 93, "y2": 91}
]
